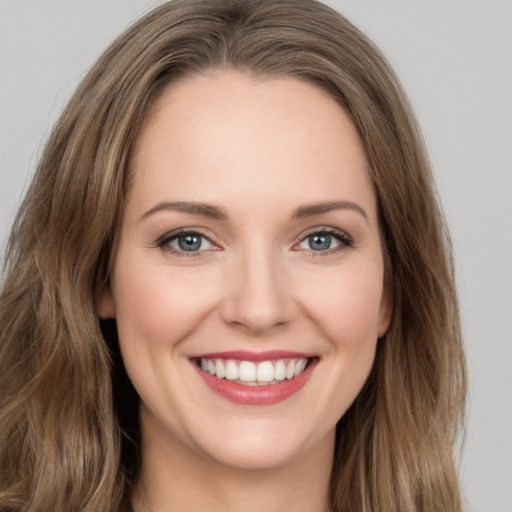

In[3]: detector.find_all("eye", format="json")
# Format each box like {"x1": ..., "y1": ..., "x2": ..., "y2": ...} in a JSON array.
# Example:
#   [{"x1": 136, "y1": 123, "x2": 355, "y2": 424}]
[
  {"x1": 302, "y1": 233, "x2": 334, "y2": 251},
  {"x1": 296, "y1": 229, "x2": 353, "y2": 253},
  {"x1": 159, "y1": 230, "x2": 215, "y2": 254}
]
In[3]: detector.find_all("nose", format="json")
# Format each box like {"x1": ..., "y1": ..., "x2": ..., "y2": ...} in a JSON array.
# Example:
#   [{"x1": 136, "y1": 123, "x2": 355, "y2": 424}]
[{"x1": 219, "y1": 246, "x2": 297, "y2": 334}]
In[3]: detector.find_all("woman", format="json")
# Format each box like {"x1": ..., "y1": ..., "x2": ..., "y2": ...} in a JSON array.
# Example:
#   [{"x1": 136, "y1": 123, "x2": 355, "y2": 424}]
[{"x1": 0, "y1": 0, "x2": 466, "y2": 510}]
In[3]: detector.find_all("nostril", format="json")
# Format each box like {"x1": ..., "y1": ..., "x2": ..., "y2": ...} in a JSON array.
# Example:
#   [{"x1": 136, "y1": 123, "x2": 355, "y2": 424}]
[
  {"x1": 220, "y1": 295, "x2": 297, "y2": 334},
  {"x1": 218, "y1": 259, "x2": 297, "y2": 332}
]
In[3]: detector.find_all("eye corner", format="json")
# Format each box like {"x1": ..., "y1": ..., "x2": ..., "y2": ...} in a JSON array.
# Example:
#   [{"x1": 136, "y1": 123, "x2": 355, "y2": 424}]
[
  {"x1": 293, "y1": 227, "x2": 354, "y2": 255},
  {"x1": 156, "y1": 228, "x2": 222, "y2": 257}
]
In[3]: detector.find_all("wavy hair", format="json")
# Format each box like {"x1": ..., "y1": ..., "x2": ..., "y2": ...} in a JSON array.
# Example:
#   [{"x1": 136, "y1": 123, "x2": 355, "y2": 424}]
[{"x1": 0, "y1": 1, "x2": 466, "y2": 510}]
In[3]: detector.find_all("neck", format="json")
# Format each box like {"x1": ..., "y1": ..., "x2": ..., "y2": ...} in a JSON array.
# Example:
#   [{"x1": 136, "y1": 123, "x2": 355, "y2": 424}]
[{"x1": 131, "y1": 409, "x2": 334, "y2": 512}]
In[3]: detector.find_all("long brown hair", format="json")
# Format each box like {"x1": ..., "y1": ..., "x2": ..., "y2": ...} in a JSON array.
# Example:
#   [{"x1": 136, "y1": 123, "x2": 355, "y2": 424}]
[{"x1": 0, "y1": 1, "x2": 466, "y2": 510}]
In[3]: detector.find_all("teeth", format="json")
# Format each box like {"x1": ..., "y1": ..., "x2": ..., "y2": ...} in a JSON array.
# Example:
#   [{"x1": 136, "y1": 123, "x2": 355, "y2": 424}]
[
  {"x1": 215, "y1": 359, "x2": 226, "y2": 379},
  {"x1": 274, "y1": 360, "x2": 286, "y2": 381},
  {"x1": 225, "y1": 360, "x2": 238, "y2": 380},
  {"x1": 256, "y1": 361, "x2": 274, "y2": 382},
  {"x1": 239, "y1": 361, "x2": 256, "y2": 382},
  {"x1": 285, "y1": 360, "x2": 295, "y2": 380},
  {"x1": 294, "y1": 358, "x2": 307, "y2": 377},
  {"x1": 198, "y1": 357, "x2": 309, "y2": 385}
]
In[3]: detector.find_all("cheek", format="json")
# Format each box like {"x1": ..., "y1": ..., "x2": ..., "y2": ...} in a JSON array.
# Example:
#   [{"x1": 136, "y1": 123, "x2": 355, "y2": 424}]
[
  {"x1": 289, "y1": 262, "x2": 384, "y2": 428},
  {"x1": 111, "y1": 258, "x2": 220, "y2": 352},
  {"x1": 297, "y1": 262, "x2": 385, "y2": 349}
]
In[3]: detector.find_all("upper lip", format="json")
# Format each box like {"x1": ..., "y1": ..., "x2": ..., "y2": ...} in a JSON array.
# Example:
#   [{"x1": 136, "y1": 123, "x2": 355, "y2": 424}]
[{"x1": 189, "y1": 350, "x2": 316, "y2": 361}]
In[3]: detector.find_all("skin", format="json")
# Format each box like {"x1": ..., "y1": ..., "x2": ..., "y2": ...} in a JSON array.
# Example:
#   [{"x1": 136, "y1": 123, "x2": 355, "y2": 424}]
[{"x1": 100, "y1": 70, "x2": 391, "y2": 512}]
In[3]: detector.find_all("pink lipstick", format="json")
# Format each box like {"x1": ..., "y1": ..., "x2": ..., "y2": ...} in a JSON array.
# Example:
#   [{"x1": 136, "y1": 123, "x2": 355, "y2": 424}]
[{"x1": 191, "y1": 351, "x2": 318, "y2": 406}]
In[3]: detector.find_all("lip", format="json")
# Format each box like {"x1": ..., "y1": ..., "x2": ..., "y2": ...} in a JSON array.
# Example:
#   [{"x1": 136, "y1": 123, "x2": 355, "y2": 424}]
[
  {"x1": 189, "y1": 350, "x2": 316, "y2": 362},
  {"x1": 192, "y1": 354, "x2": 318, "y2": 406}
]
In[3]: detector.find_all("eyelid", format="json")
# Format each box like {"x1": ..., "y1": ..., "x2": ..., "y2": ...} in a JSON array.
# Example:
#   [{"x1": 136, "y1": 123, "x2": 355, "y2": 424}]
[
  {"x1": 293, "y1": 226, "x2": 354, "y2": 253},
  {"x1": 157, "y1": 228, "x2": 222, "y2": 256},
  {"x1": 155, "y1": 226, "x2": 353, "y2": 256}
]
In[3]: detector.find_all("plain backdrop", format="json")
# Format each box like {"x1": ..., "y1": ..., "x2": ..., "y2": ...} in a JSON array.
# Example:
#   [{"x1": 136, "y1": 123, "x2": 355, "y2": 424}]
[{"x1": 1, "y1": 1, "x2": 511, "y2": 511}]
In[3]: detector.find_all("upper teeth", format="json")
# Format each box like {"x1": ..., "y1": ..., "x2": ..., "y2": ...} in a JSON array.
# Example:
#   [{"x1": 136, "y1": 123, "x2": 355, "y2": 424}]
[{"x1": 199, "y1": 358, "x2": 308, "y2": 384}]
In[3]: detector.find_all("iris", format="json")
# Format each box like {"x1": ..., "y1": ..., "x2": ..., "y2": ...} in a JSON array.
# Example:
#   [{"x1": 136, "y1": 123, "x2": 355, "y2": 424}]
[{"x1": 308, "y1": 234, "x2": 331, "y2": 251}]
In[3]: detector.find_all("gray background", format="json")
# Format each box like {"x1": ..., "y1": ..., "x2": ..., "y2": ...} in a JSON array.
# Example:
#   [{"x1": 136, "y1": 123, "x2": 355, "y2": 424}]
[{"x1": 1, "y1": 1, "x2": 511, "y2": 510}]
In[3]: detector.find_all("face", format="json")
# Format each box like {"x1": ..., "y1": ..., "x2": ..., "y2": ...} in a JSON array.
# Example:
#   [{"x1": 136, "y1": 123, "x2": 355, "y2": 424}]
[{"x1": 100, "y1": 71, "x2": 391, "y2": 470}]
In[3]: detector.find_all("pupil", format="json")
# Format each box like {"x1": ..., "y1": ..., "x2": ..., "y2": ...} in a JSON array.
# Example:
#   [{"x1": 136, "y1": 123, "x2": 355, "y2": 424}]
[
  {"x1": 309, "y1": 234, "x2": 331, "y2": 250},
  {"x1": 178, "y1": 234, "x2": 201, "y2": 251}
]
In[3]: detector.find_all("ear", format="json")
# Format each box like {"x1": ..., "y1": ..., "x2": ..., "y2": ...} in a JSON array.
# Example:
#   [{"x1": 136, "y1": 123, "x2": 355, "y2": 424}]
[
  {"x1": 98, "y1": 285, "x2": 116, "y2": 319},
  {"x1": 377, "y1": 285, "x2": 393, "y2": 338}
]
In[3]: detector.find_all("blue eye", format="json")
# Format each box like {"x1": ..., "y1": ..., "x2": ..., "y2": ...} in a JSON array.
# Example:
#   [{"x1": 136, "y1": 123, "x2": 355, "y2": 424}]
[
  {"x1": 297, "y1": 230, "x2": 352, "y2": 252},
  {"x1": 161, "y1": 232, "x2": 213, "y2": 253},
  {"x1": 306, "y1": 233, "x2": 332, "y2": 251}
]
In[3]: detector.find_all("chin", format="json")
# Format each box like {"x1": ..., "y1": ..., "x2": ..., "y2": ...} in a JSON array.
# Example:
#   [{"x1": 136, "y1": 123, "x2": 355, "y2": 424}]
[
  {"x1": 178, "y1": 410, "x2": 335, "y2": 472},
  {"x1": 199, "y1": 433, "x2": 311, "y2": 471}
]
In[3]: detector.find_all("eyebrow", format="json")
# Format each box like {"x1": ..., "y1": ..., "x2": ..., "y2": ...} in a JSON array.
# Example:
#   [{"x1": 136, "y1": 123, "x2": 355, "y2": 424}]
[
  {"x1": 140, "y1": 201, "x2": 228, "y2": 222},
  {"x1": 140, "y1": 199, "x2": 368, "y2": 223},
  {"x1": 292, "y1": 200, "x2": 368, "y2": 221}
]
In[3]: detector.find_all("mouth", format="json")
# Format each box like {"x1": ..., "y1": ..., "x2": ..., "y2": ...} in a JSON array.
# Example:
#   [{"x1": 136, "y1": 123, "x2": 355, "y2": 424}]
[
  {"x1": 190, "y1": 351, "x2": 318, "y2": 405},
  {"x1": 195, "y1": 356, "x2": 309, "y2": 385}
]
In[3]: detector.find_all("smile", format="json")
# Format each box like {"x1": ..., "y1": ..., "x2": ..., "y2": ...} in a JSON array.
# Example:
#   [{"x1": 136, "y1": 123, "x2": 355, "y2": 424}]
[
  {"x1": 198, "y1": 357, "x2": 309, "y2": 386},
  {"x1": 191, "y1": 351, "x2": 318, "y2": 406}
]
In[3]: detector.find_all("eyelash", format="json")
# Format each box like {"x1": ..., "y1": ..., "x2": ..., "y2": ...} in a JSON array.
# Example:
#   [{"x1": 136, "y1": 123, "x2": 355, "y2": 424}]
[
  {"x1": 157, "y1": 227, "x2": 354, "y2": 257},
  {"x1": 294, "y1": 227, "x2": 354, "y2": 256},
  {"x1": 157, "y1": 228, "x2": 218, "y2": 257}
]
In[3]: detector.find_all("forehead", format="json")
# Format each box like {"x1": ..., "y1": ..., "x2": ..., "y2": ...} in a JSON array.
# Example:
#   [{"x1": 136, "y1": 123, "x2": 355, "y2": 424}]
[{"x1": 127, "y1": 71, "x2": 375, "y2": 218}]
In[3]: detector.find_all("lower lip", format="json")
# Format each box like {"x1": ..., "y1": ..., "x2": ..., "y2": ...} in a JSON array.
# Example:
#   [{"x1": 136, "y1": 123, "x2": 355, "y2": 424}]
[{"x1": 193, "y1": 359, "x2": 317, "y2": 406}]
